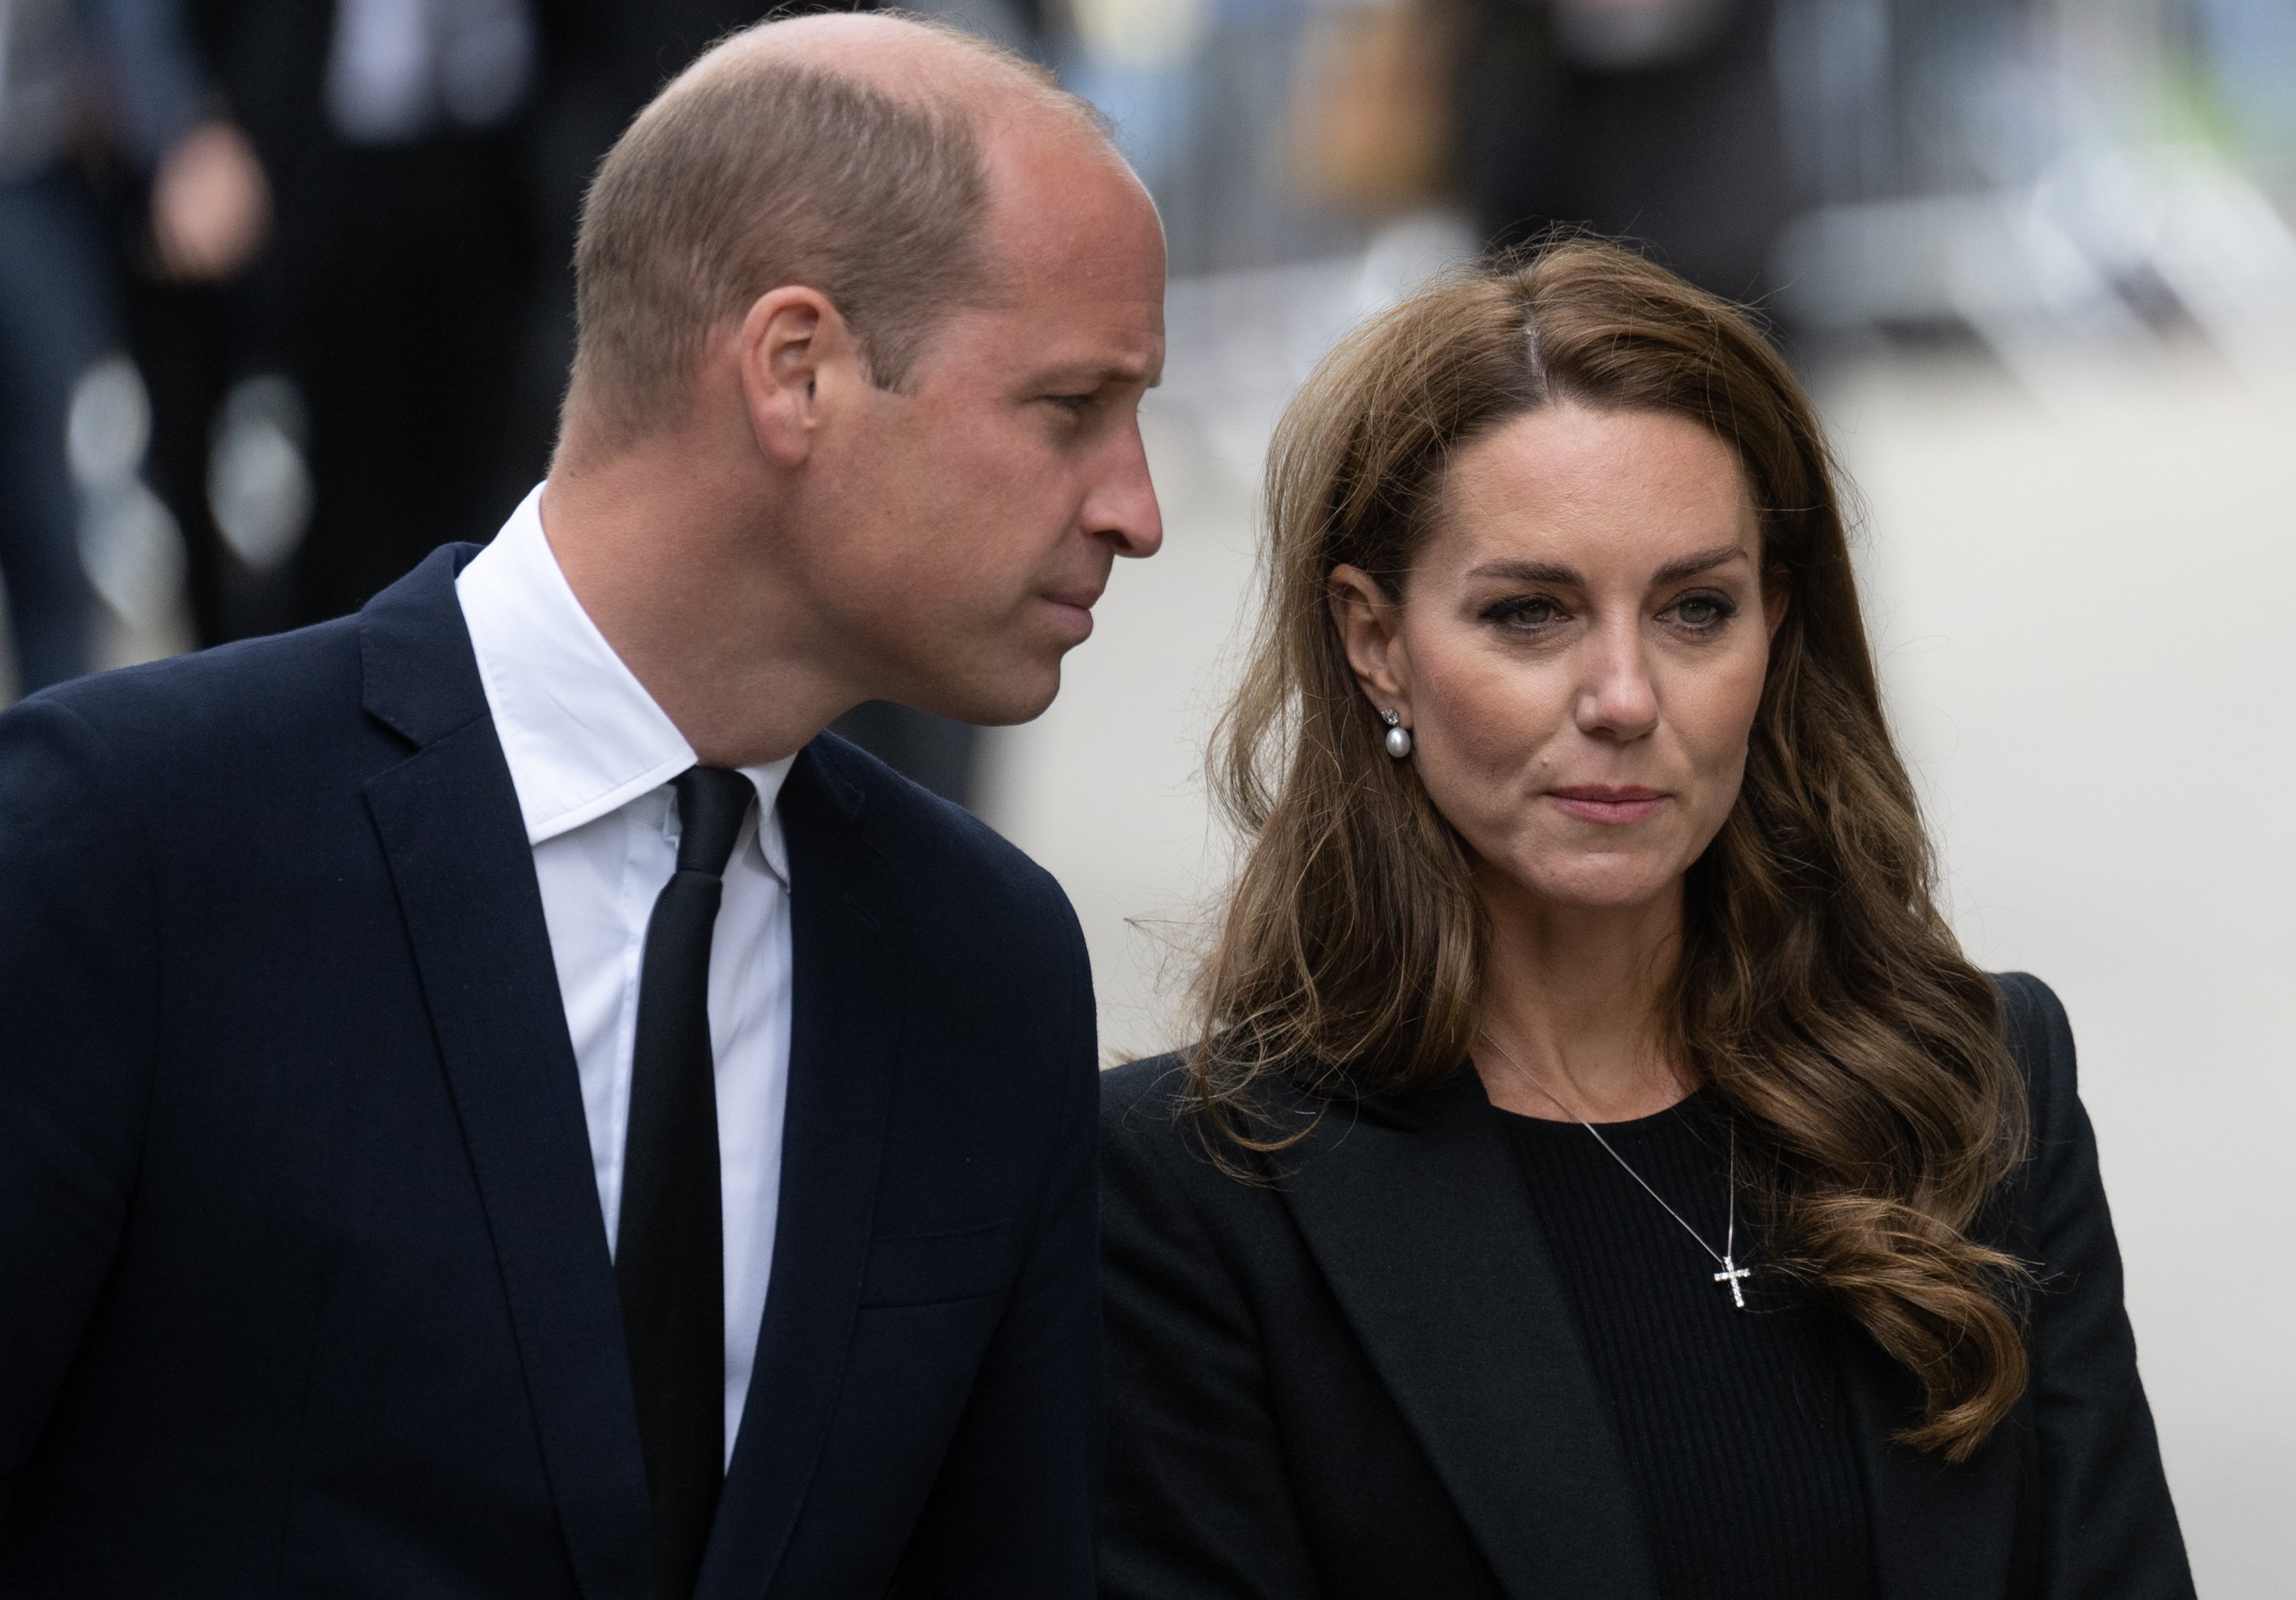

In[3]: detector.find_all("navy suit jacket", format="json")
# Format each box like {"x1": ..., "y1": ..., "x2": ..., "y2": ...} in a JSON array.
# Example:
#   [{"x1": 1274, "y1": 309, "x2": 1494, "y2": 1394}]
[{"x1": 0, "y1": 547, "x2": 1103, "y2": 1598}]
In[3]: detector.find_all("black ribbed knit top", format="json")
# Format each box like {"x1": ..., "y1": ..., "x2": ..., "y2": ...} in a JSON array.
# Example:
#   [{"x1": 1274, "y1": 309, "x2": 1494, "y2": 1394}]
[{"x1": 1503, "y1": 1092, "x2": 1877, "y2": 1600}]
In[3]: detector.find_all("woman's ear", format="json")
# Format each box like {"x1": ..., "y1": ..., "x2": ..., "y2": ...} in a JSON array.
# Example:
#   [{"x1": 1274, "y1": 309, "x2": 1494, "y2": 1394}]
[{"x1": 1328, "y1": 564, "x2": 1413, "y2": 721}]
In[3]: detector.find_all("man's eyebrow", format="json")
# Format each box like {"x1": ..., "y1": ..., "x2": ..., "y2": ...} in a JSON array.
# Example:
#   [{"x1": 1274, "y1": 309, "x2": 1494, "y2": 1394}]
[{"x1": 1035, "y1": 355, "x2": 1162, "y2": 390}]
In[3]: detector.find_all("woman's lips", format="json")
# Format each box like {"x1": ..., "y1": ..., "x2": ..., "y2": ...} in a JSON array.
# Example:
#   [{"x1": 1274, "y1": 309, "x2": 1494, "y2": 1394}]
[{"x1": 1547, "y1": 785, "x2": 1667, "y2": 825}]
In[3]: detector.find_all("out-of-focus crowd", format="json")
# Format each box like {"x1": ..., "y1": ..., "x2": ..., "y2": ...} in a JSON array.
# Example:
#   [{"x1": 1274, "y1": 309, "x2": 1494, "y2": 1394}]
[
  {"x1": 4, "y1": 0, "x2": 2292, "y2": 747},
  {"x1": 0, "y1": 1, "x2": 909, "y2": 704}
]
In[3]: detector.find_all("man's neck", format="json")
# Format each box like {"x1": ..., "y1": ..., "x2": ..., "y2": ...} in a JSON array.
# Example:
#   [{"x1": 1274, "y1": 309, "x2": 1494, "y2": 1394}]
[{"x1": 536, "y1": 454, "x2": 861, "y2": 767}]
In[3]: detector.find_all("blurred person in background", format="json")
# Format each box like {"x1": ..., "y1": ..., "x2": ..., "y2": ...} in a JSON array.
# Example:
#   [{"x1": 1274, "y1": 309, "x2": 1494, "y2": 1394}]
[
  {"x1": 1296, "y1": 0, "x2": 1795, "y2": 308},
  {"x1": 0, "y1": 0, "x2": 263, "y2": 693},
  {"x1": 106, "y1": 0, "x2": 285, "y2": 651},
  {"x1": 213, "y1": 0, "x2": 553, "y2": 629},
  {"x1": 1456, "y1": 0, "x2": 1795, "y2": 304},
  {"x1": 1100, "y1": 243, "x2": 2190, "y2": 1598}
]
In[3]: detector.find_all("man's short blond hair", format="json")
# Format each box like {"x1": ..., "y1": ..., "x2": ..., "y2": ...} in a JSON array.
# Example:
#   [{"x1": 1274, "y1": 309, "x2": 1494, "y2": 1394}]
[{"x1": 565, "y1": 20, "x2": 1100, "y2": 453}]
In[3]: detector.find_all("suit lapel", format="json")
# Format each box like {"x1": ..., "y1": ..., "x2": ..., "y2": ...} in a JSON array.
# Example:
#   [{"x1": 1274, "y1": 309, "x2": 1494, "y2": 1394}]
[
  {"x1": 360, "y1": 549, "x2": 651, "y2": 1600},
  {"x1": 1842, "y1": 1328, "x2": 2026, "y2": 1600},
  {"x1": 699, "y1": 743, "x2": 906, "y2": 1599},
  {"x1": 1280, "y1": 1075, "x2": 1662, "y2": 1600}
]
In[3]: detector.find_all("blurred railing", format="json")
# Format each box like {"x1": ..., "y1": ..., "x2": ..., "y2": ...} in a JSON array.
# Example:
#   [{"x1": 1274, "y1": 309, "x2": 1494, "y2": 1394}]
[{"x1": 1771, "y1": 0, "x2": 2296, "y2": 375}]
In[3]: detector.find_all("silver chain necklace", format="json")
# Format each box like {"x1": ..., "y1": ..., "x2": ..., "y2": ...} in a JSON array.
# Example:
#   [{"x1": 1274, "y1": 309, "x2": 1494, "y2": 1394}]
[{"x1": 1478, "y1": 1031, "x2": 1753, "y2": 1310}]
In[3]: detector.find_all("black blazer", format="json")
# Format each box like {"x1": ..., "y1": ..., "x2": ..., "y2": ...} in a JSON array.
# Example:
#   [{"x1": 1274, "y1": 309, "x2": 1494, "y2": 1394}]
[
  {"x1": 1100, "y1": 975, "x2": 2192, "y2": 1599},
  {"x1": 0, "y1": 547, "x2": 1101, "y2": 1598}
]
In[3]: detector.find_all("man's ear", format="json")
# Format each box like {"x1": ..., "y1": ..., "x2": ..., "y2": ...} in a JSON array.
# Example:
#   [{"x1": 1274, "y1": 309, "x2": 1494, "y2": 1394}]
[
  {"x1": 1328, "y1": 564, "x2": 1414, "y2": 724},
  {"x1": 735, "y1": 285, "x2": 862, "y2": 465}
]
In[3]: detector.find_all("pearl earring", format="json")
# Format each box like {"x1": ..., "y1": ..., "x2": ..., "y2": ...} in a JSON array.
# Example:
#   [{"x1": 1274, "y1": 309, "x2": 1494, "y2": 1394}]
[{"x1": 1381, "y1": 709, "x2": 1413, "y2": 759}]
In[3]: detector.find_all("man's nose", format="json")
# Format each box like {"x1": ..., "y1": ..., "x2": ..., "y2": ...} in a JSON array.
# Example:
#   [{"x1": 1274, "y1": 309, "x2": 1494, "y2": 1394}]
[{"x1": 1087, "y1": 420, "x2": 1164, "y2": 559}]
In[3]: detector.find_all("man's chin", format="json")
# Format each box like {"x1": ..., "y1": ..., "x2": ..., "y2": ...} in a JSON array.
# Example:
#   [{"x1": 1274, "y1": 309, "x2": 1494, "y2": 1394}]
[
  {"x1": 903, "y1": 661, "x2": 1063, "y2": 729},
  {"x1": 969, "y1": 675, "x2": 1062, "y2": 728}
]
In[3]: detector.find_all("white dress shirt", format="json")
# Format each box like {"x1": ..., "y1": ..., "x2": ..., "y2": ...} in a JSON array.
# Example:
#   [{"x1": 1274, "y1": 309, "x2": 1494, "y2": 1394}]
[{"x1": 457, "y1": 484, "x2": 792, "y2": 1465}]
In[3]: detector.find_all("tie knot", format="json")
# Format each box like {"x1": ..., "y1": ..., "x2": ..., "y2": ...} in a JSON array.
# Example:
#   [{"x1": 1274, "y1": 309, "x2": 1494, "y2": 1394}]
[{"x1": 671, "y1": 766, "x2": 754, "y2": 877}]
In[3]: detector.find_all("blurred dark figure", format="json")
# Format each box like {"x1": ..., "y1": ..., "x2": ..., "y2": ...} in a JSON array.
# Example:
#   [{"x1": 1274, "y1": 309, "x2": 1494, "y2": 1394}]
[
  {"x1": 109, "y1": 2, "x2": 281, "y2": 650},
  {"x1": 0, "y1": 0, "x2": 257, "y2": 691},
  {"x1": 1458, "y1": 0, "x2": 1795, "y2": 310},
  {"x1": 199, "y1": 0, "x2": 550, "y2": 631}
]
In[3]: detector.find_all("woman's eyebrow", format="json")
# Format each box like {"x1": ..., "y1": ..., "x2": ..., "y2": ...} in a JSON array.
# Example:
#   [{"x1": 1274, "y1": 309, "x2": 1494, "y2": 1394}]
[
  {"x1": 1463, "y1": 557, "x2": 1584, "y2": 585},
  {"x1": 1651, "y1": 544, "x2": 1750, "y2": 585},
  {"x1": 1462, "y1": 543, "x2": 1750, "y2": 588}
]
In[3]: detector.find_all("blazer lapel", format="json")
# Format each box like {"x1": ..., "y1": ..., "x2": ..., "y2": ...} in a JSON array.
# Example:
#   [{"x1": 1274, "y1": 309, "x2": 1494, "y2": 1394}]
[
  {"x1": 698, "y1": 744, "x2": 907, "y2": 1599},
  {"x1": 1842, "y1": 1331, "x2": 2026, "y2": 1600},
  {"x1": 360, "y1": 549, "x2": 651, "y2": 1600},
  {"x1": 1280, "y1": 1075, "x2": 1662, "y2": 1600}
]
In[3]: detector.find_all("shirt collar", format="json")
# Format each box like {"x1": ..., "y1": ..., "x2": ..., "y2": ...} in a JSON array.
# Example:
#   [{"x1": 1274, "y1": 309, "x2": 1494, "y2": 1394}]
[{"x1": 455, "y1": 484, "x2": 796, "y2": 880}]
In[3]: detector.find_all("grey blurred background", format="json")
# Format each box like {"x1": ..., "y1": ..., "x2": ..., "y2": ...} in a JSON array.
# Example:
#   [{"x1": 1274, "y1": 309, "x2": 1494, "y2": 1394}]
[{"x1": 4, "y1": 0, "x2": 2291, "y2": 1587}]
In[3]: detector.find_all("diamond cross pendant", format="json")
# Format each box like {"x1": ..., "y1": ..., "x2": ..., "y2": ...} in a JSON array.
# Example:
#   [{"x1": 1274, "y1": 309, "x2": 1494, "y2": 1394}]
[{"x1": 1714, "y1": 1255, "x2": 1752, "y2": 1309}]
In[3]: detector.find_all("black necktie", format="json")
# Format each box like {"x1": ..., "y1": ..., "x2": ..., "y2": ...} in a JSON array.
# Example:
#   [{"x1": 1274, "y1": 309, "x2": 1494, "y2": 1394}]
[{"x1": 617, "y1": 764, "x2": 753, "y2": 1600}]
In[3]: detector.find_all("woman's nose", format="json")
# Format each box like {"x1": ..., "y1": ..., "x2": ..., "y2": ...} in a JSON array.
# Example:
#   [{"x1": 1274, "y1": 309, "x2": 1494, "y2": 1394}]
[{"x1": 1574, "y1": 620, "x2": 1659, "y2": 741}]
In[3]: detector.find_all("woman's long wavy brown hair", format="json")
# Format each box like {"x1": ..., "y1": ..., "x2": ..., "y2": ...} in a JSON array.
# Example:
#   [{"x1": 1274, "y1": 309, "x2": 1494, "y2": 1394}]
[{"x1": 1192, "y1": 240, "x2": 2031, "y2": 1462}]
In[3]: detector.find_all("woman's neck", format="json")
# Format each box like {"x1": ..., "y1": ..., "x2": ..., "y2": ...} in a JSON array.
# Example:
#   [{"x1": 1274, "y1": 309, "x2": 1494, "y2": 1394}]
[{"x1": 1473, "y1": 874, "x2": 1691, "y2": 1123}]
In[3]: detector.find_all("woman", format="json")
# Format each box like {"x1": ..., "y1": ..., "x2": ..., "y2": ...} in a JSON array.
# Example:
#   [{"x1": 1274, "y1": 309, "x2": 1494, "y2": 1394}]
[{"x1": 1099, "y1": 243, "x2": 2192, "y2": 1599}]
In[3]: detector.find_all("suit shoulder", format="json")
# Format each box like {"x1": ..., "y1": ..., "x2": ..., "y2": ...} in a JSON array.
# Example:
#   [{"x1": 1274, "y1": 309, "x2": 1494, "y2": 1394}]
[{"x1": 19, "y1": 618, "x2": 364, "y2": 753}]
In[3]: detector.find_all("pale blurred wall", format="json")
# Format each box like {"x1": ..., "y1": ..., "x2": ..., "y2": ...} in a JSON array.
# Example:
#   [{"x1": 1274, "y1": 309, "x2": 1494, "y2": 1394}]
[
  {"x1": 1833, "y1": 348, "x2": 2296, "y2": 1595},
  {"x1": 980, "y1": 300, "x2": 2296, "y2": 1592}
]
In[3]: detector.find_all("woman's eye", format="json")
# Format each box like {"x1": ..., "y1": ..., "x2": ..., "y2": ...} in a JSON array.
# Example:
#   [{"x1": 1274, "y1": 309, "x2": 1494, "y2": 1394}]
[
  {"x1": 1666, "y1": 593, "x2": 1737, "y2": 630},
  {"x1": 1485, "y1": 595, "x2": 1564, "y2": 631}
]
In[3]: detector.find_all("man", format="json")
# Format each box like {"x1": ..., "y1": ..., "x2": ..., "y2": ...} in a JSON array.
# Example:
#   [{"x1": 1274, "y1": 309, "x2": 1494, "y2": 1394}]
[{"x1": 0, "y1": 14, "x2": 1164, "y2": 1596}]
